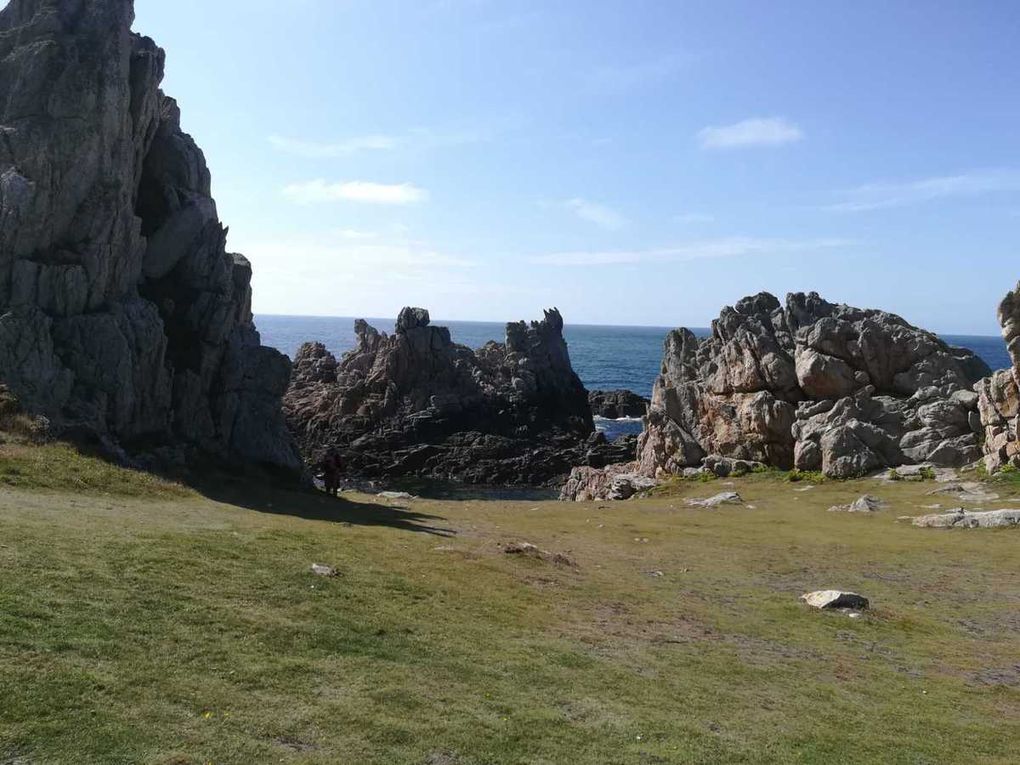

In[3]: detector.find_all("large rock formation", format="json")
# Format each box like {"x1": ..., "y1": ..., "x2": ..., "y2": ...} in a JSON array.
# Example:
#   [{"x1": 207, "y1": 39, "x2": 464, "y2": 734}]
[
  {"x1": 977, "y1": 283, "x2": 1020, "y2": 472},
  {"x1": 284, "y1": 308, "x2": 623, "y2": 485},
  {"x1": 631, "y1": 292, "x2": 990, "y2": 481},
  {"x1": 0, "y1": 0, "x2": 299, "y2": 470}
]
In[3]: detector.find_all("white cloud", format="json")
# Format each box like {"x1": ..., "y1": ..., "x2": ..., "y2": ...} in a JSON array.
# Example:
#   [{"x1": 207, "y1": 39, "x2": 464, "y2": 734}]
[
  {"x1": 530, "y1": 237, "x2": 850, "y2": 267},
  {"x1": 269, "y1": 134, "x2": 398, "y2": 158},
  {"x1": 698, "y1": 117, "x2": 804, "y2": 150},
  {"x1": 823, "y1": 169, "x2": 1020, "y2": 212},
  {"x1": 565, "y1": 198, "x2": 628, "y2": 230},
  {"x1": 283, "y1": 180, "x2": 429, "y2": 205},
  {"x1": 335, "y1": 228, "x2": 379, "y2": 240}
]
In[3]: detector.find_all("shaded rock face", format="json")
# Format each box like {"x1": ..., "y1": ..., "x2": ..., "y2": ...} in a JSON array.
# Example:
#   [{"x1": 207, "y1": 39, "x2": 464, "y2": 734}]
[
  {"x1": 639, "y1": 292, "x2": 989, "y2": 479},
  {"x1": 588, "y1": 389, "x2": 649, "y2": 419},
  {"x1": 0, "y1": 0, "x2": 299, "y2": 471},
  {"x1": 977, "y1": 283, "x2": 1020, "y2": 473},
  {"x1": 284, "y1": 308, "x2": 616, "y2": 485}
]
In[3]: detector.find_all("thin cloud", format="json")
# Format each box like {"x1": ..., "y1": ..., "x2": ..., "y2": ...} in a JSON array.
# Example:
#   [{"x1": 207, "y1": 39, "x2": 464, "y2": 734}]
[
  {"x1": 565, "y1": 198, "x2": 628, "y2": 231},
  {"x1": 530, "y1": 237, "x2": 850, "y2": 267},
  {"x1": 269, "y1": 134, "x2": 398, "y2": 158},
  {"x1": 270, "y1": 126, "x2": 491, "y2": 158},
  {"x1": 283, "y1": 180, "x2": 429, "y2": 205},
  {"x1": 698, "y1": 117, "x2": 804, "y2": 149},
  {"x1": 823, "y1": 169, "x2": 1020, "y2": 212}
]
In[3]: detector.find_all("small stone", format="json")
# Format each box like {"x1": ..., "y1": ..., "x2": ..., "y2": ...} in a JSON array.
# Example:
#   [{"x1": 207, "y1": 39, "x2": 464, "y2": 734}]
[
  {"x1": 310, "y1": 563, "x2": 339, "y2": 577},
  {"x1": 801, "y1": 590, "x2": 870, "y2": 610},
  {"x1": 828, "y1": 495, "x2": 883, "y2": 513}
]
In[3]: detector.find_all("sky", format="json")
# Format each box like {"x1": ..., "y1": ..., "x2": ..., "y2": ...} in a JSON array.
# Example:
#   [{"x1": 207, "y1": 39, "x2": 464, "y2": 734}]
[{"x1": 132, "y1": 0, "x2": 1020, "y2": 333}]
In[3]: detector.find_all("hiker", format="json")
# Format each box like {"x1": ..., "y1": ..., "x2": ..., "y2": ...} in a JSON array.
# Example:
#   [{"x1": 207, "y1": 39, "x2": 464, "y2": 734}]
[{"x1": 319, "y1": 451, "x2": 343, "y2": 497}]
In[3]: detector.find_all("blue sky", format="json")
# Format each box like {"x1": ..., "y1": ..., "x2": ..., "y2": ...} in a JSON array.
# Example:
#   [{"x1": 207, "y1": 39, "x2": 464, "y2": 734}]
[{"x1": 133, "y1": 0, "x2": 1019, "y2": 333}]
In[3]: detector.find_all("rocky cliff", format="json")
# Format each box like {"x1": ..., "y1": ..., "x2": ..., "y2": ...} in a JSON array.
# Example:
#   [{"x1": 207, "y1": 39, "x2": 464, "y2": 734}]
[
  {"x1": 634, "y1": 292, "x2": 990, "y2": 480},
  {"x1": 977, "y1": 283, "x2": 1020, "y2": 472},
  {"x1": 284, "y1": 307, "x2": 626, "y2": 485},
  {"x1": 0, "y1": 0, "x2": 299, "y2": 470}
]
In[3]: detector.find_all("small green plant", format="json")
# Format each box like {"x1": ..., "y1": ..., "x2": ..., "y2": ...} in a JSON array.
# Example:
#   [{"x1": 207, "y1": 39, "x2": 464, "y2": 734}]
[
  {"x1": 697, "y1": 470, "x2": 717, "y2": 483},
  {"x1": 887, "y1": 468, "x2": 903, "y2": 482},
  {"x1": 918, "y1": 466, "x2": 936, "y2": 481}
]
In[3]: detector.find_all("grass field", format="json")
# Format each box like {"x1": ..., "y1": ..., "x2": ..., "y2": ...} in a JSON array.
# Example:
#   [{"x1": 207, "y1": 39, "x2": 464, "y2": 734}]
[{"x1": 1, "y1": 444, "x2": 1019, "y2": 764}]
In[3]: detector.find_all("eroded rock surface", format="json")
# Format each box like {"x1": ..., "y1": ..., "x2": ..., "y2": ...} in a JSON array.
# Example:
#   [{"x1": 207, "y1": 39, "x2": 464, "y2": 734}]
[
  {"x1": 638, "y1": 292, "x2": 989, "y2": 479},
  {"x1": 977, "y1": 283, "x2": 1020, "y2": 473},
  {"x1": 0, "y1": 0, "x2": 299, "y2": 470},
  {"x1": 284, "y1": 308, "x2": 624, "y2": 485}
]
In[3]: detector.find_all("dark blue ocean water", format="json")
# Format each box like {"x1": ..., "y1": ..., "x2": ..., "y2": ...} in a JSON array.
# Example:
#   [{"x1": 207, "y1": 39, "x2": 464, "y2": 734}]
[{"x1": 256, "y1": 314, "x2": 1011, "y2": 400}]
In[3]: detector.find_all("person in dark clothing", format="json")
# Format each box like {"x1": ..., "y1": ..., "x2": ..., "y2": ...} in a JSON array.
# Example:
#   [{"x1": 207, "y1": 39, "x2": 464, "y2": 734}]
[{"x1": 319, "y1": 451, "x2": 343, "y2": 497}]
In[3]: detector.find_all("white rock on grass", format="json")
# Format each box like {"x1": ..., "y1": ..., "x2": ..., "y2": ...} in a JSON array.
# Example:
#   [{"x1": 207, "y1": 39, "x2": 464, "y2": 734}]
[
  {"x1": 310, "y1": 563, "x2": 340, "y2": 577},
  {"x1": 801, "y1": 590, "x2": 869, "y2": 610},
  {"x1": 912, "y1": 509, "x2": 1020, "y2": 529},
  {"x1": 684, "y1": 491, "x2": 742, "y2": 508},
  {"x1": 828, "y1": 495, "x2": 883, "y2": 513}
]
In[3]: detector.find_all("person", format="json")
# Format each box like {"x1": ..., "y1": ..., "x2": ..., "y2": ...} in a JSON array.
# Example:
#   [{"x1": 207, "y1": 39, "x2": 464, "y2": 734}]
[{"x1": 319, "y1": 450, "x2": 343, "y2": 497}]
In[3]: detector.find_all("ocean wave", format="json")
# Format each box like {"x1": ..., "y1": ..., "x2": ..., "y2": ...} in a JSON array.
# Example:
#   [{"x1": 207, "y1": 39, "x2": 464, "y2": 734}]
[{"x1": 593, "y1": 415, "x2": 644, "y2": 424}]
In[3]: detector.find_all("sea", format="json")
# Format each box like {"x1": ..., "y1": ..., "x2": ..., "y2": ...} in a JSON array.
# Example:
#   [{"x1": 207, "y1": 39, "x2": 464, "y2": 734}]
[{"x1": 256, "y1": 314, "x2": 1011, "y2": 442}]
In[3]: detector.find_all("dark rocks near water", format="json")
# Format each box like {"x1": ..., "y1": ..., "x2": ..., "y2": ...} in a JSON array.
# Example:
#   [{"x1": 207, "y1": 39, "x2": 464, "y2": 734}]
[
  {"x1": 588, "y1": 389, "x2": 649, "y2": 419},
  {"x1": 0, "y1": 0, "x2": 299, "y2": 471},
  {"x1": 284, "y1": 308, "x2": 628, "y2": 485},
  {"x1": 639, "y1": 292, "x2": 990, "y2": 479}
]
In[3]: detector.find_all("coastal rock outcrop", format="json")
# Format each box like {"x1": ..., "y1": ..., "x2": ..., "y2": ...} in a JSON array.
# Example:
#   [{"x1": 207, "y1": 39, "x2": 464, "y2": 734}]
[
  {"x1": 284, "y1": 308, "x2": 625, "y2": 485},
  {"x1": 588, "y1": 389, "x2": 649, "y2": 419},
  {"x1": 638, "y1": 292, "x2": 989, "y2": 480},
  {"x1": 0, "y1": 0, "x2": 299, "y2": 470},
  {"x1": 977, "y1": 283, "x2": 1020, "y2": 472}
]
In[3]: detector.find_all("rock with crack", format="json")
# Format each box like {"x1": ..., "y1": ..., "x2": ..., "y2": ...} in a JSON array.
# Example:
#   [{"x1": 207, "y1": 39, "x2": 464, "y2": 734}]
[
  {"x1": 635, "y1": 292, "x2": 988, "y2": 480},
  {"x1": 828, "y1": 495, "x2": 884, "y2": 513},
  {"x1": 684, "y1": 491, "x2": 743, "y2": 508},
  {"x1": 284, "y1": 308, "x2": 627, "y2": 486},
  {"x1": 0, "y1": 0, "x2": 300, "y2": 472},
  {"x1": 801, "y1": 590, "x2": 870, "y2": 610},
  {"x1": 912, "y1": 509, "x2": 1020, "y2": 529}
]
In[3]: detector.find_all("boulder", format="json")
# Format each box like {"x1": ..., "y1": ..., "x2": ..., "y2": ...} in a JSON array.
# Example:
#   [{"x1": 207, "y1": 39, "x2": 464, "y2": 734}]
[
  {"x1": 912, "y1": 509, "x2": 1020, "y2": 529},
  {"x1": 588, "y1": 389, "x2": 649, "y2": 419},
  {"x1": 639, "y1": 292, "x2": 988, "y2": 479},
  {"x1": 0, "y1": 0, "x2": 299, "y2": 472},
  {"x1": 828, "y1": 495, "x2": 883, "y2": 513}
]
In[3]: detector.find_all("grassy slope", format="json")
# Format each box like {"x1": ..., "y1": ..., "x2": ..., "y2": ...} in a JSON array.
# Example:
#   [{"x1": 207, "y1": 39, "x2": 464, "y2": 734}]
[{"x1": 0, "y1": 448, "x2": 1019, "y2": 764}]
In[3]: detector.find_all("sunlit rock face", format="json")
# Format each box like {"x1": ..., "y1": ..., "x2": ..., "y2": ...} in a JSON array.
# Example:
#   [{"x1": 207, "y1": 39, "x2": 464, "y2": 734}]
[
  {"x1": 638, "y1": 292, "x2": 990, "y2": 479},
  {"x1": 977, "y1": 284, "x2": 1020, "y2": 473},
  {"x1": 0, "y1": 0, "x2": 299, "y2": 471}
]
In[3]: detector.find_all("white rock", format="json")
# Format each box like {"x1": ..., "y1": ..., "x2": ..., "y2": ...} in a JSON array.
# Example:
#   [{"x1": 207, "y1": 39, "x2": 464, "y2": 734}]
[
  {"x1": 912, "y1": 508, "x2": 1020, "y2": 529},
  {"x1": 684, "y1": 491, "x2": 742, "y2": 508}
]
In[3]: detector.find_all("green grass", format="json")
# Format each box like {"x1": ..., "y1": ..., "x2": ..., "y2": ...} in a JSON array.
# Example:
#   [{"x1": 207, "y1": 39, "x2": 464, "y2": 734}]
[
  {"x1": 0, "y1": 442, "x2": 191, "y2": 498},
  {"x1": 1, "y1": 447, "x2": 1019, "y2": 763}
]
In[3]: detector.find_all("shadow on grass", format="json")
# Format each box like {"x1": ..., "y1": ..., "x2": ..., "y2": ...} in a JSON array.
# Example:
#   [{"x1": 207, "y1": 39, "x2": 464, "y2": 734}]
[{"x1": 185, "y1": 469, "x2": 457, "y2": 537}]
